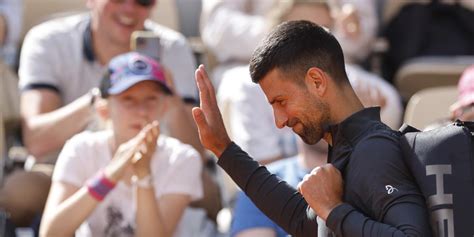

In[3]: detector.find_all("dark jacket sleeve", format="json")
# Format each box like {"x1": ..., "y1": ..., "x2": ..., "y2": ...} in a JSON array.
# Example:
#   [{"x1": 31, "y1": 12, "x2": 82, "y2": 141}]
[
  {"x1": 218, "y1": 142, "x2": 432, "y2": 237},
  {"x1": 217, "y1": 142, "x2": 318, "y2": 237},
  {"x1": 327, "y1": 202, "x2": 431, "y2": 237}
]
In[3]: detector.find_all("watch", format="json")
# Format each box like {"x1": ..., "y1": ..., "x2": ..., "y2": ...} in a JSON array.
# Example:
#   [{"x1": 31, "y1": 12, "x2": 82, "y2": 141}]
[{"x1": 131, "y1": 174, "x2": 153, "y2": 188}]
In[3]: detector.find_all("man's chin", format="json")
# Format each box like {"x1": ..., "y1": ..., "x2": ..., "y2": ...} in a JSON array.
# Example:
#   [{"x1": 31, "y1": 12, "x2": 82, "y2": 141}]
[{"x1": 298, "y1": 133, "x2": 320, "y2": 145}]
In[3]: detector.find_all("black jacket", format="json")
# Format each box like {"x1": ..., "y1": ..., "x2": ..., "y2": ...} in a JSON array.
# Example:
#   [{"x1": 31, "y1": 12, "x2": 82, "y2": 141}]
[{"x1": 218, "y1": 107, "x2": 431, "y2": 237}]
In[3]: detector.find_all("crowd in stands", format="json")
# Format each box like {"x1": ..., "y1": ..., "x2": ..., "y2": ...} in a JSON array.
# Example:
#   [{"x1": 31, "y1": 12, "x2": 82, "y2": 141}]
[{"x1": 0, "y1": 0, "x2": 473, "y2": 236}]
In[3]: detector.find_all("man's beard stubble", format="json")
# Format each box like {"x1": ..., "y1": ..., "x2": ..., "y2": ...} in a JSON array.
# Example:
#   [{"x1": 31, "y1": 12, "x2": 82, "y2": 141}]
[{"x1": 297, "y1": 99, "x2": 331, "y2": 145}]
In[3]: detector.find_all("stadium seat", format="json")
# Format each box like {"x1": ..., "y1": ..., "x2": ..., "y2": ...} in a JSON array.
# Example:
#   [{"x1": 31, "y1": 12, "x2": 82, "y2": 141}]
[
  {"x1": 404, "y1": 86, "x2": 458, "y2": 130},
  {"x1": 395, "y1": 56, "x2": 473, "y2": 100}
]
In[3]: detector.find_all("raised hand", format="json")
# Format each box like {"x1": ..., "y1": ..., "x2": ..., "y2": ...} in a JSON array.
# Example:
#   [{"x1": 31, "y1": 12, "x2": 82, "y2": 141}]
[{"x1": 192, "y1": 65, "x2": 231, "y2": 157}]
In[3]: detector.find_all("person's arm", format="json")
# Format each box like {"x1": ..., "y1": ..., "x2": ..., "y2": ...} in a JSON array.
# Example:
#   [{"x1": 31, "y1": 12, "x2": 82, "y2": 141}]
[
  {"x1": 301, "y1": 135, "x2": 432, "y2": 236},
  {"x1": 326, "y1": 202, "x2": 430, "y2": 236},
  {"x1": 19, "y1": 23, "x2": 96, "y2": 159},
  {"x1": 136, "y1": 188, "x2": 191, "y2": 237},
  {"x1": 20, "y1": 89, "x2": 95, "y2": 158},
  {"x1": 200, "y1": 0, "x2": 271, "y2": 62},
  {"x1": 218, "y1": 143, "x2": 318, "y2": 236},
  {"x1": 40, "y1": 182, "x2": 100, "y2": 237},
  {"x1": 192, "y1": 65, "x2": 318, "y2": 236},
  {"x1": 192, "y1": 65, "x2": 430, "y2": 236},
  {"x1": 40, "y1": 124, "x2": 155, "y2": 236},
  {"x1": 133, "y1": 122, "x2": 196, "y2": 237},
  {"x1": 220, "y1": 141, "x2": 430, "y2": 237}
]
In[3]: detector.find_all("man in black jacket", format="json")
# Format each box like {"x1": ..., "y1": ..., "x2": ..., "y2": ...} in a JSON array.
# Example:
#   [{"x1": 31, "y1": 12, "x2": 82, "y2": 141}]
[{"x1": 192, "y1": 20, "x2": 431, "y2": 236}]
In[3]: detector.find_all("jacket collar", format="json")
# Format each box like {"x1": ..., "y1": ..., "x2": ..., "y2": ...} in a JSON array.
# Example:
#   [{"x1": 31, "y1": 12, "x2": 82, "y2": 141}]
[{"x1": 328, "y1": 107, "x2": 382, "y2": 147}]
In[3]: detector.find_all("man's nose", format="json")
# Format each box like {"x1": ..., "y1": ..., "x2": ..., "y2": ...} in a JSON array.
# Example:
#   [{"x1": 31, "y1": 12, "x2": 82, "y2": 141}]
[{"x1": 274, "y1": 109, "x2": 288, "y2": 129}]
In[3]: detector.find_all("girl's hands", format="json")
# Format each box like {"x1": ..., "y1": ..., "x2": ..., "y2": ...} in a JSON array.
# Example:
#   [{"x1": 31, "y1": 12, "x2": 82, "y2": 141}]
[
  {"x1": 104, "y1": 135, "x2": 140, "y2": 183},
  {"x1": 104, "y1": 121, "x2": 160, "y2": 182},
  {"x1": 131, "y1": 121, "x2": 160, "y2": 178}
]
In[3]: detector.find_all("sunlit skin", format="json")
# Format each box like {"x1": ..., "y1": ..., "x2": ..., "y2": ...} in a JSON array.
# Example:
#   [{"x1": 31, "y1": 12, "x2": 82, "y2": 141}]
[
  {"x1": 259, "y1": 68, "x2": 331, "y2": 145},
  {"x1": 107, "y1": 81, "x2": 167, "y2": 146},
  {"x1": 87, "y1": 0, "x2": 154, "y2": 50},
  {"x1": 460, "y1": 106, "x2": 474, "y2": 121},
  {"x1": 451, "y1": 102, "x2": 474, "y2": 122},
  {"x1": 86, "y1": 0, "x2": 156, "y2": 65},
  {"x1": 192, "y1": 64, "x2": 364, "y2": 220}
]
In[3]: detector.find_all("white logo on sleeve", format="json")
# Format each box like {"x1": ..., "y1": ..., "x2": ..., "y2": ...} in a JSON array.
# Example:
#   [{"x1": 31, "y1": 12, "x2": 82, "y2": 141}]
[{"x1": 385, "y1": 185, "x2": 399, "y2": 194}]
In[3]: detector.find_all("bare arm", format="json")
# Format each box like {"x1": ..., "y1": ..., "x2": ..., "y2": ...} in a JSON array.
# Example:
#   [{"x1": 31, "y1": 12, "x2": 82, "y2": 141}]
[
  {"x1": 20, "y1": 89, "x2": 94, "y2": 158},
  {"x1": 136, "y1": 189, "x2": 191, "y2": 237},
  {"x1": 40, "y1": 124, "x2": 149, "y2": 236},
  {"x1": 201, "y1": 0, "x2": 270, "y2": 62},
  {"x1": 133, "y1": 122, "x2": 192, "y2": 237},
  {"x1": 40, "y1": 182, "x2": 99, "y2": 237}
]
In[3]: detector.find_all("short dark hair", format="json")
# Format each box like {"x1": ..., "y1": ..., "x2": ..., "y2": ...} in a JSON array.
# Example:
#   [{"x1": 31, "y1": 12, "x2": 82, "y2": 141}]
[{"x1": 249, "y1": 20, "x2": 348, "y2": 85}]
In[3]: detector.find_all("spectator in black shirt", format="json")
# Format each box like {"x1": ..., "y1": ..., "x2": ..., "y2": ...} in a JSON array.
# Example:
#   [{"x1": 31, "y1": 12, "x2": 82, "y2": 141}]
[{"x1": 192, "y1": 20, "x2": 431, "y2": 236}]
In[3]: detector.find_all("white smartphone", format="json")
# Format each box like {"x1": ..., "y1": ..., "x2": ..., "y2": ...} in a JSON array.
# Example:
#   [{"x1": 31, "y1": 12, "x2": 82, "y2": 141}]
[{"x1": 131, "y1": 31, "x2": 162, "y2": 62}]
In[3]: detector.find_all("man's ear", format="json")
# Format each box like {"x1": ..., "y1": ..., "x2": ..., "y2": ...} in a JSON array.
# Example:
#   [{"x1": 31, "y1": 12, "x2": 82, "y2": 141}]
[{"x1": 305, "y1": 67, "x2": 328, "y2": 97}]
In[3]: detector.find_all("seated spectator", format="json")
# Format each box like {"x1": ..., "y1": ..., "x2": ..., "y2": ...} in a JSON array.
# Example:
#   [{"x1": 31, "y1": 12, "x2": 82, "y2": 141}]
[
  {"x1": 201, "y1": 0, "x2": 378, "y2": 88},
  {"x1": 230, "y1": 140, "x2": 327, "y2": 237},
  {"x1": 423, "y1": 65, "x2": 474, "y2": 132},
  {"x1": 40, "y1": 52, "x2": 203, "y2": 237},
  {"x1": 382, "y1": 0, "x2": 474, "y2": 82},
  {"x1": 19, "y1": 0, "x2": 199, "y2": 162},
  {"x1": 1, "y1": 0, "x2": 221, "y2": 230}
]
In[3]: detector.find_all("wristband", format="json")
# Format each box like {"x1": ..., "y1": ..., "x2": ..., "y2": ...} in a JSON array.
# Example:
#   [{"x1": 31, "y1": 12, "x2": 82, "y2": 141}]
[
  {"x1": 131, "y1": 174, "x2": 153, "y2": 189},
  {"x1": 86, "y1": 170, "x2": 116, "y2": 201}
]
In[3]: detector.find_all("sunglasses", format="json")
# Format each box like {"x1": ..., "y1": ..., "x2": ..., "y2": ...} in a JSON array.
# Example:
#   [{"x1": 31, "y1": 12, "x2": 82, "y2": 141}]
[{"x1": 111, "y1": 0, "x2": 156, "y2": 7}]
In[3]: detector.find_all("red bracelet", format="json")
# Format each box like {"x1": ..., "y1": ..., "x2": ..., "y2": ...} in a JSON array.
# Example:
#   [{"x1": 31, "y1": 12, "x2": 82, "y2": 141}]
[{"x1": 86, "y1": 170, "x2": 116, "y2": 201}]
